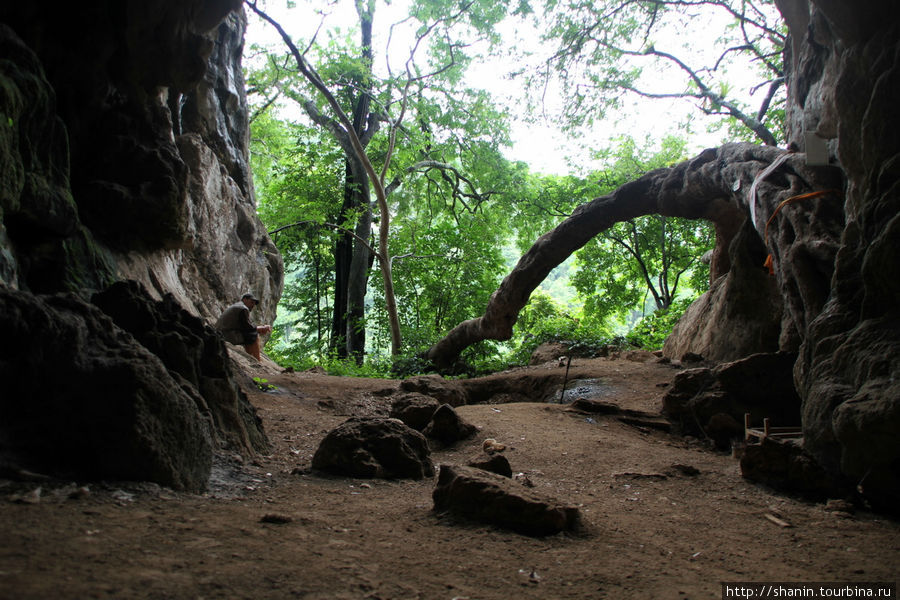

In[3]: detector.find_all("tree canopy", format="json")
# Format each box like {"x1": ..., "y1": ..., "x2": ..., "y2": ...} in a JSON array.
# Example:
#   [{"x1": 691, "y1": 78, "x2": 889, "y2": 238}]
[{"x1": 244, "y1": 0, "x2": 788, "y2": 373}]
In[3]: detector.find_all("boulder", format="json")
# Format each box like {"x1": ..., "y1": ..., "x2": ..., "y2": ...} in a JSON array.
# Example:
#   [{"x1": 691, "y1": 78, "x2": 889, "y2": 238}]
[
  {"x1": 741, "y1": 438, "x2": 842, "y2": 501},
  {"x1": 433, "y1": 465, "x2": 582, "y2": 537},
  {"x1": 389, "y1": 392, "x2": 440, "y2": 431},
  {"x1": 0, "y1": 287, "x2": 212, "y2": 492},
  {"x1": 529, "y1": 341, "x2": 569, "y2": 365},
  {"x1": 662, "y1": 352, "x2": 800, "y2": 449},
  {"x1": 400, "y1": 374, "x2": 467, "y2": 407},
  {"x1": 92, "y1": 280, "x2": 269, "y2": 455},
  {"x1": 423, "y1": 404, "x2": 478, "y2": 446},
  {"x1": 312, "y1": 417, "x2": 434, "y2": 479}
]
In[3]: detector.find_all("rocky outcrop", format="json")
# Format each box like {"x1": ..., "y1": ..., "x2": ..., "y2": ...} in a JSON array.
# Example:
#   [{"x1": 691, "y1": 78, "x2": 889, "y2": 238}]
[
  {"x1": 92, "y1": 280, "x2": 269, "y2": 455},
  {"x1": 0, "y1": 287, "x2": 213, "y2": 492},
  {"x1": 0, "y1": 24, "x2": 116, "y2": 294},
  {"x1": 660, "y1": 0, "x2": 900, "y2": 510},
  {"x1": 0, "y1": 1, "x2": 282, "y2": 490},
  {"x1": 0, "y1": 1, "x2": 282, "y2": 322},
  {"x1": 780, "y1": 0, "x2": 900, "y2": 511},
  {"x1": 662, "y1": 352, "x2": 801, "y2": 449},
  {"x1": 664, "y1": 221, "x2": 785, "y2": 363}
]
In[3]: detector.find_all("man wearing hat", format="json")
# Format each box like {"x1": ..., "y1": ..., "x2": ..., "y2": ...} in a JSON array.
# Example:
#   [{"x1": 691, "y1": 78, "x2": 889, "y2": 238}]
[{"x1": 215, "y1": 292, "x2": 272, "y2": 361}]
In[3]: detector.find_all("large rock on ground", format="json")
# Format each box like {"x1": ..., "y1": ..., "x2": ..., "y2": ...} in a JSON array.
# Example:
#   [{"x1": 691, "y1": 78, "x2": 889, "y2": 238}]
[
  {"x1": 389, "y1": 392, "x2": 440, "y2": 431},
  {"x1": 312, "y1": 417, "x2": 434, "y2": 480},
  {"x1": 433, "y1": 464, "x2": 582, "y2": 537},
  {"x1": 741, "y1": 438, "x2": 842, "y2": 501},
  {"x1": 662, "y1": 352, "x2": 800, "y2": 449},
  {"x1": 467, "y1": 453, "x2": 513, "y2": 478},
  {"x1": 0, "y1": 287, "x2": 212, "y2": 491},
  {"x1": 92, "y1": 280, "x2": 269, "y2": 455},
  {"x1": 423, "y1": 404, "x2": 478, "y2": 446}
]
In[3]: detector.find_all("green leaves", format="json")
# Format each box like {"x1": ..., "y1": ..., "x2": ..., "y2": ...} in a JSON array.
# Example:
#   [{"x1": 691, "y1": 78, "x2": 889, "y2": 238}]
[{"x1": 523, "y1": 0, "x2": 787, "y2": 144}]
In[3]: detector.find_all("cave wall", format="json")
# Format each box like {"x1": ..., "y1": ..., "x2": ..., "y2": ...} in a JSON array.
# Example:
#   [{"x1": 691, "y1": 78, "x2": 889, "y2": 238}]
[
  {"x1": 0, "y1": 1, "x2": 282, "y2": 489},
  {"x1": 0, "y1": 0, "x2": 282, "y2": 324},
  {"x1": 787, "y1": 0, "x2": 900, "y2": 510},
  {"x1": 667, "y1": 0, "x2": 900, "y2": 509}
]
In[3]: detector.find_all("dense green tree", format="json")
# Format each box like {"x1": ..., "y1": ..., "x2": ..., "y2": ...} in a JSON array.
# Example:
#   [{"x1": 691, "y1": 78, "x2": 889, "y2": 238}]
[
  {"x1": 572, "y1": 136, "x2": 713, "y2": 325},
  {"x1": 249, "y1": 1, "x2": 506, "y2": 359}
]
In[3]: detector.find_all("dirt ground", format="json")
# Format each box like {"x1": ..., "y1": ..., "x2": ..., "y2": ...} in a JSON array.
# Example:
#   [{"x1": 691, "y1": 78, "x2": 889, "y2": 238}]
[{"x1": 2, "y1": 353, "x2": 898, "y2": 599}]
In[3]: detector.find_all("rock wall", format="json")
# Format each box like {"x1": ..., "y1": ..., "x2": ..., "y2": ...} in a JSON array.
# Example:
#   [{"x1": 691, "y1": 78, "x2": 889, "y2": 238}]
[
  {"x1": 787, "y1": 0, "x2": 900, "y2": 511},
  {"x1": 0, "y1": 1, "x2": 283, "y2": 489},
  {"x1": 0, "y1": 0, "x2": 282, "y2": 324},
  {"x1": 666, "y1": 0, "x2": 900, "y2": 509}
]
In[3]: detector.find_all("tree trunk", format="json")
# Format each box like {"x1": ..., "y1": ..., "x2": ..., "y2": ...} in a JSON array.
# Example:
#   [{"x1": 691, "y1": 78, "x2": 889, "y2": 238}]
[
  {"x1": 425, "y1": 143, "x2": 845, "y2": 369},
  {"x1": 346, "y1": 160, "x2": 373, "y2": 363},
  {"x1": 329, "y1": 162, "x2": 354, "y2": 358}
]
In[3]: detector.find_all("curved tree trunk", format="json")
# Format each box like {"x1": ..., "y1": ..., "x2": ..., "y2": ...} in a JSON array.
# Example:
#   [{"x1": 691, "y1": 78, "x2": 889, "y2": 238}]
[{"x1": 426, "y1": 142, "x2": 844, "y2": 369}]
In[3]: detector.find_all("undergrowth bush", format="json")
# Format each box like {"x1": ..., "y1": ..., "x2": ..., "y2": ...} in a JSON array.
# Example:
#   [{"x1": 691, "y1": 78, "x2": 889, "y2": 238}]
[
  {"x1": 625, "y1": 298, "x2": 693, "y2": 350},
  {"x1": 263, "y1": 294, "x2": 695, "y2": 379}
]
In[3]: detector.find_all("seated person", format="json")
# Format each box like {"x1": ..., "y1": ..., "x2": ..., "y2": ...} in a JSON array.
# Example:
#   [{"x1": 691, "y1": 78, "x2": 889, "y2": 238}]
[{"x1": 215, "y1": 293, "x2": 272, "y2": 361}]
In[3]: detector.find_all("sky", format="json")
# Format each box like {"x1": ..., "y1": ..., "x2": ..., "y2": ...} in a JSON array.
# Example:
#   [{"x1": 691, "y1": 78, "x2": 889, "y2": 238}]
[{"x1": 243, "y1": 0, "x2": 777, "y2": 176}]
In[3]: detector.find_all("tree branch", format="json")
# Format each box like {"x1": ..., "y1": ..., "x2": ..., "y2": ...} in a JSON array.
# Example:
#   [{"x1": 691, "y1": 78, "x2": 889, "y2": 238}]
[{"x1": 268, "y1": 220, "x2": 382, "y2": 260}]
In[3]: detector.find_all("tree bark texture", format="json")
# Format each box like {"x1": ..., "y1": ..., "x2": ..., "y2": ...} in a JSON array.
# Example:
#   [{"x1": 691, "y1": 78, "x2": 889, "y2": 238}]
[
  {"x1": 330, "y1": 5, "x2": 375, "y2": 362},
  {"x1": 426, "y1": 143, "x2": 845, "y2": 368}
]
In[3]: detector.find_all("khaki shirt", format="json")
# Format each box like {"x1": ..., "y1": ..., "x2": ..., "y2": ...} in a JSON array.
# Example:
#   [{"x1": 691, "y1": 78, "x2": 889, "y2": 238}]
[{"x1": 215, "y1": 302, "x2": 256, "y2": 345}]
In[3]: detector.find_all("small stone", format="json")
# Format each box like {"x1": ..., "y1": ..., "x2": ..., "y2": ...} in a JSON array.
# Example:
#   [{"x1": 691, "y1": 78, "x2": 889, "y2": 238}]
[
  {"x1": 468, "y1": 454, "x2": 513, "y2": 478},
  {"x1": 260, "y1": 513, "x2": 292, "y2": 524},
  {"x1": 823, "y1": 498, "x2": 855, "y2": 514}
]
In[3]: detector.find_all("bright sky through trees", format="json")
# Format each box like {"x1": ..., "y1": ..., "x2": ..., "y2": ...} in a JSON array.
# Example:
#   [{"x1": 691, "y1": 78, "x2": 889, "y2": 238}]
[{"x1": 243, "y1": 0, "x2": 774, "y2": 176}]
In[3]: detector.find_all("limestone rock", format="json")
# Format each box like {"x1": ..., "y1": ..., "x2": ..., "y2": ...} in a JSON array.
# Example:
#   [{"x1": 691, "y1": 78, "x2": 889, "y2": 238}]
[
  {"x1": 423, "y1": 404, "x2": 478, "y2": 446},
  {"x1": 432, "y1": 464, "x2": 582, "y2": 536},
  {"x1": 467, "y1": 454, "x2": 513, "y2": 478},
  {"x1": 0, "y1": 24, "x2": 115, "y2": 293},
  {"x1": 741, "y1": 438, "x2": 841, "y2": 501},
  {"x1": 92, "y1": 280, "x2": 269, "y2": 455},
  {"x1": 664, "y1": 220, "x2": 785, "y2": 363},
  {"x1": 399, "y1": 374, "x2": 467, "y2": 407},
  {"x1": 389, "y1": 392, "x2": 440, "y2": 431},
  {"x1": 0, "y1": 3, "x2": 282, "y2": 325},
  {"x1": 312, "y1": 417, "x2": 434, "y2": 480},
  {"x1": 662, "y1": 352, "x2": 800, "y2": 449},
  {"x1": 790, "y1": 8, "x2": 900, "y2": 512},
  {"x1": 0, "y1": 287, "x2": 212, "y2": 492},
  {"x1": 529, "y1": 342, "x2": 569, "y2": 365}
]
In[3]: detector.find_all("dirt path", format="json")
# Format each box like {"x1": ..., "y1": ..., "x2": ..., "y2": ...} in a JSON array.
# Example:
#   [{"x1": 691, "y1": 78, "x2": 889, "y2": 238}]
[{"x1": 2, "y1": 355, "x2": 898, "y2": 599}]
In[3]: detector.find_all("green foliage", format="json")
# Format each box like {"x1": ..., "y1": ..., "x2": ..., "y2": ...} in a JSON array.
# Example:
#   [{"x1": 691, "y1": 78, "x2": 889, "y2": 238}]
[
  {"x1": 252, "y1": 377, "x2": 278, "y2": 392},
  {"x1": 496, "y1": 291, "x2": 619, "y2": 367},
  {"x1": 572, "y1": 136, "x2": 712, "y2": 324},
  {"x1": 625, "y1": 297, "x2": 694, "y2": 349},
  {"x1": 246, "y1": 0, "x2": 732, "y2": 376},
  {"x1": 525, "y1": 0, "x2": 787, "y2": 144}
]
